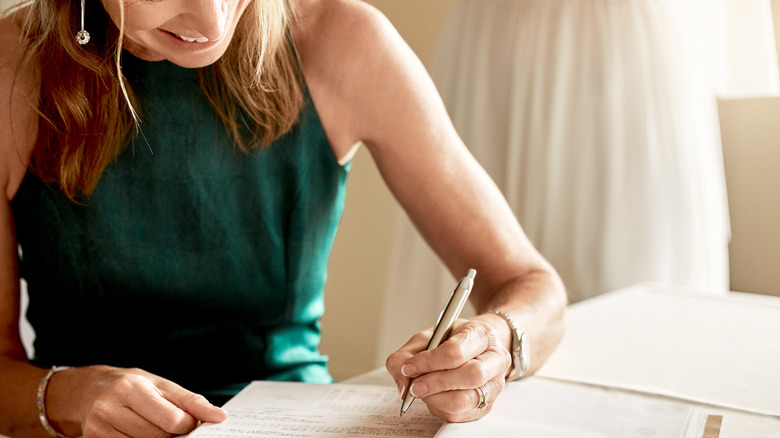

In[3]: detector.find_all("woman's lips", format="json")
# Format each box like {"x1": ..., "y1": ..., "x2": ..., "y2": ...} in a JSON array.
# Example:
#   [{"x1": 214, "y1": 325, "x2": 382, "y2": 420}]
[{"x1": 160, "y1": 29, "x2": 210, "y2": 43}]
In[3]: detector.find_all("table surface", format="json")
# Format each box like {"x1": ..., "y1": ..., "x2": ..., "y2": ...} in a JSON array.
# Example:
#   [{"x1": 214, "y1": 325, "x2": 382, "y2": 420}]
[{"x1": 348, "y1": 283, "x2": 780, "y2": 438}]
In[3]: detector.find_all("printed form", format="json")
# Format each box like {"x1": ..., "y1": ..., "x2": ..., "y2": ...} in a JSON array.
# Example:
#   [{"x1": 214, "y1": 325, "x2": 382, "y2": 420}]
[
  {"x1": 188, "y1": 381, "x2": 444, "y2": 438},
  {"x1": 187, "y1": 379, "x2": 705, "y2": 438}
]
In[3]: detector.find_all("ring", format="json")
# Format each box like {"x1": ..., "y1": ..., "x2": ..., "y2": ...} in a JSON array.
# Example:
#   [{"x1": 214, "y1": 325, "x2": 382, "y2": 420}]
[{"x1": 475, "y1": 385, "x2": 488, "y2": 409}]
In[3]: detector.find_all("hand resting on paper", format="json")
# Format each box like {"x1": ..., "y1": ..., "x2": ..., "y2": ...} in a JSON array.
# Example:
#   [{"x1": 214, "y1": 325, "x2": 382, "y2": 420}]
[{"x1": 41, "y1": 366, "x2": 227, "y2": 437}]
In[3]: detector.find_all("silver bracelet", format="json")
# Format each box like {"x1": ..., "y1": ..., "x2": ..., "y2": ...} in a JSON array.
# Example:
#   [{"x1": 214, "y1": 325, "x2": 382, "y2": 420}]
[
  {"x1": 493, "y1": 310, "x2": 530, "y2": 380},
  {"x1": 37, "y1": 366, "x2": 73, "y2": 438}
]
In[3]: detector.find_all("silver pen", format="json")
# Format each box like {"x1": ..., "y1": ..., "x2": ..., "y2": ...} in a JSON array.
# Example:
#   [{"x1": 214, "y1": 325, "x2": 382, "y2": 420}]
[{"x1": 400, "y1": 268, "x2": 476, "y2": 416}]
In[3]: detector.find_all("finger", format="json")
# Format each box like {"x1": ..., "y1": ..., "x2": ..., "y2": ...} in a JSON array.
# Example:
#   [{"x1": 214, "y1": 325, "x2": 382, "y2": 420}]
[
  {"x1": 385, "y1": 328, "x2": 435, "y2": 395},
  {"x1": 82, "y1": 399, "x2": 153, "y2": 438},
  {"x1": 422, "y1": 377, "x2": 505, "y2": 423},
  {"x1": 175, "y1": 391, "x2": 227, "y2": 424},
  {"x1": 107, "y1": 405, "x2": 169, "y2": 438},
  {"x1": 407, "y1": 345, "x2": 506, "y2": 400},
  {"x1": 402, "y1": 320, "x2": 494, "y2": 378},
  {"x1": 386, "y1": 328, "x2": 435, "y2": 369},
  {"x1": 154, "y1": 379, "x2": 227, "y2": 425},
  {"x1": 119, "y1": 376, "x2": 200, "y2": 434}
]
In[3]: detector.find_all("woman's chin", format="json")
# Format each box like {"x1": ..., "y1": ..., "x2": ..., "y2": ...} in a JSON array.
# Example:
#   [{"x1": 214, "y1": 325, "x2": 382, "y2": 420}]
[
  {"x1": 122, "y1": 40, "x2": 226, "y2": 68},
  {"x1": 122, "y1": 40, "x2": 166, "y2": 62}
]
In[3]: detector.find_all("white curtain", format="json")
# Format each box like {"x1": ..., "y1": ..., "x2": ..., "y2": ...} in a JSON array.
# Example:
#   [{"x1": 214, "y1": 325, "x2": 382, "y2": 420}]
[{"x1": 376, "y1": 0, "x2": 779, "y2": 363}]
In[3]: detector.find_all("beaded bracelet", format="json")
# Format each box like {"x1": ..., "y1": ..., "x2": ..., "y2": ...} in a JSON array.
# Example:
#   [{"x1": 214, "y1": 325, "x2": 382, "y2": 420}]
[{"x1": 37, "y1": 366, "x2": 72, "y2": 438}]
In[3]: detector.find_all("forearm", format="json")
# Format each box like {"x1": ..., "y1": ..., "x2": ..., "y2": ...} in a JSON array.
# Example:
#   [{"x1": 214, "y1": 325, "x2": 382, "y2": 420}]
[
  {"x1": 0, "y1": 357, "x2": 82, "y2": 438},
  {"x1": 470, "y1": 266, "x2": 567, "y2": 376}
]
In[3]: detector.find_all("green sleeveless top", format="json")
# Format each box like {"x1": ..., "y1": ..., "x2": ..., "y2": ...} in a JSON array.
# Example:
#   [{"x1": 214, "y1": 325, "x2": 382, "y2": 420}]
[{"x1": 11, "y1": 54, "x2": 349, "y2": 404}]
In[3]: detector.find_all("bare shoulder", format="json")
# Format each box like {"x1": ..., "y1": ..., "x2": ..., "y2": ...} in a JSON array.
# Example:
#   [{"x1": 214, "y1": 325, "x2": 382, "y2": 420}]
[
  {"x1": 288, "y1": 0, "x2": 434, "y2": 160},
  {"x1": 0, "y1": 9, "x2": 37, "y2": 201},
  {"x1": 289, "y1": 0, "x2": 411, "y2": 93},
  {"x1": 289, "y1": 0, "x2": 393, "y2": 56},
  {"x1": 288, "y1": 0, "x2": 403, "y2": 99}
]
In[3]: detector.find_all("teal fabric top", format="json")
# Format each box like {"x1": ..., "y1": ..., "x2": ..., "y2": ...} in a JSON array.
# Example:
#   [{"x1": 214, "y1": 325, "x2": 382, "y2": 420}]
[{"x1": 11, "y1": 54, "x2": 349, "y2": 404}]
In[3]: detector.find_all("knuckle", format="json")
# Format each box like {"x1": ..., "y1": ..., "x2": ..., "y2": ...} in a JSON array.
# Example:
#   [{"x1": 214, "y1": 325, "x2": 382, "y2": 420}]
[
  {"x1": 489, "y1": 333, "x2": 512, "y2": 359},
  {"x1": 161, "y1": 397, "x2": 199, "y2": 433},
  {"x1": 411, "y1": 330, "x2": 432, "y2": 345},
  {"x1": 419, "y1": 327, "x2": 435, "y2": 339},
  {"x1": 426, "y1": 373, "x2": 446, "y2": 394},
  {"x1": 459, "y1": 323, "x2": 479, "y2": 341},
  {"x1": 440, "y1": 341, "x2": 469, "y2": 364},
  {"x1": 183, "y1": 391, "x2": 209, "y2": 409},
  {"x1": 385, "y1": 351, "x2": 401, "y2": 368},
  {"x1": 464, "y1": 361, "x2": 489, "y2": 385},
  {"x1": 498, "y1": 343, "x2": 512, "y2": 362},
  {"x1": 440, "y1": 411, "x2": 461, "y2": 423},
  {"x1": 455, "y1": 390, "x2": 475, "y2": 413},
  {"x1": 439, "y1": 392, "x2": 473, "y2": 417},
  {"x1": 88, "y1": 397, "x2": 112, "y2": 419},
  {"x1": 81, "y1": 419, "x2": 105, "y2": 438},
  {"x1": 110, "y1": 373, "x2": 140, "y2": 392},
  {"x1": 385, "y1": 353, "x2": 409, "y2": 376},
  {"x1": 157, "y1": 406, "x2": 196, "y2": 435},
  {"x1": 158, "y1": 410, "x2": 183, "y2": 432},
  {"x1": 495, "y1": 378, "x2": 506, "y2": 394},
  {"x1": 82, "y1": 398, "x2": 119, "y2": 437}
]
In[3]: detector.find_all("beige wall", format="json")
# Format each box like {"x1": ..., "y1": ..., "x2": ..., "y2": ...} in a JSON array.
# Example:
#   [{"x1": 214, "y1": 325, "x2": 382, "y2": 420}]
[
  {"x1": 322, "y1": 0, "x2": 780, "y2": 380},
  {"x1": 719, "y1": 0, "x2": 780, "y2": 297}
]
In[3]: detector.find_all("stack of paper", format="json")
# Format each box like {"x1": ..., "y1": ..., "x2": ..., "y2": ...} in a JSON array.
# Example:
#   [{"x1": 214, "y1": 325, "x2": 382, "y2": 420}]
[{"x1": 536, "y1": 284, "x2": 780, "y2": 417}]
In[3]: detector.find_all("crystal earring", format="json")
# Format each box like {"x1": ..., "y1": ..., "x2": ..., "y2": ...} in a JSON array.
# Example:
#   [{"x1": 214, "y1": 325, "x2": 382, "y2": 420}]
[{"x1": 75, "y1": 0, "x2": 90, "y2": 45}]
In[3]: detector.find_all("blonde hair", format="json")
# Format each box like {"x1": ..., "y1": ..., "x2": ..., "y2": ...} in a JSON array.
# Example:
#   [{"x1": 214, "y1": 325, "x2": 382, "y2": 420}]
[{"x1": 18, "y1": 0, "x2": 303, "y2": 200}]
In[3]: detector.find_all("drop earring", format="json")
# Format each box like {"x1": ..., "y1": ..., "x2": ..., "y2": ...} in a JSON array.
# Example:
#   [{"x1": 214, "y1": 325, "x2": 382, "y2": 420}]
[{"x1": 75, "y1": 0, "x2": 90, "y2": 45}]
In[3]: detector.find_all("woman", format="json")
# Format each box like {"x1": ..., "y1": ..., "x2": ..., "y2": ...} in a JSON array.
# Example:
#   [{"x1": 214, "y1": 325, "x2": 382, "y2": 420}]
[{"x1": 0, "y1": 0, "x2": 566, "y2": 436}]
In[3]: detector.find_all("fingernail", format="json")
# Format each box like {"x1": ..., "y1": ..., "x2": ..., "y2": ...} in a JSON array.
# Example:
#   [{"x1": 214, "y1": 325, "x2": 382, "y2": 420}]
[
  {"x1": 401, "y1": 364, "x2": 417, "y2": 377},
  {"x1": 410, "y1": 382, "x2": 428, "y2": 398},
  {"x1": 396, "y1": 379, "x2": 405, "y2": 398}
]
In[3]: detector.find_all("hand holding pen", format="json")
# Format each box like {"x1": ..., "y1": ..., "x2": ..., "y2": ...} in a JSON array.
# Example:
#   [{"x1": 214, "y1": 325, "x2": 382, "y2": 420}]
[
  {"x1": 400, "y1": 269, "x2": 476, "y2": 416},
  {"x1": 386, "y1": 267, "x2": 516, "y2": 423}
]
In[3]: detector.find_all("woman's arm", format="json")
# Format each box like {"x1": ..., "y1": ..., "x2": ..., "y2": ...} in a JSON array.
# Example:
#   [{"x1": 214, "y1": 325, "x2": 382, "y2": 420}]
[
  {"x1": 0, "y1": 10, "x2": 49, "y2": 433},
  {"x1": 292, "y1": 0, "x2": 567, "y2": 422}
]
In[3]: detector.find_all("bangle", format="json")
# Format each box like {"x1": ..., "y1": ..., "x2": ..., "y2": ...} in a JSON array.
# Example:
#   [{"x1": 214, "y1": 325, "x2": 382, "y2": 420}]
[
  {"x1": 493, "y1": 310, "x2": 530, "y2": 381},
  {"x1": 37, "y1": 366, "x2": 73, "y2": 438}
]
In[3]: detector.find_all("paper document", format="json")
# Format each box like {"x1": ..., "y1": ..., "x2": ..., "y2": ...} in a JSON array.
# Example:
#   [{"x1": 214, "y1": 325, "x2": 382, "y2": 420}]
[
  {"x1": 186, "y1": 377, "x2": 706, "y2": 438},
  {"x1": 188, "y1": 381, "x2": 443, "y2": 437},
  {"x1": 435, "y1": 378, "x2": 706, "y2": 438},
  {"x1": 536, "y1": 284, "x2": 780, "y2": 416}
]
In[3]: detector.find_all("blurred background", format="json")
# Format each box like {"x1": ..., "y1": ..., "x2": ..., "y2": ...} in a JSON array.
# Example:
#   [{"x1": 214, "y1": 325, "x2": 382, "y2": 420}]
[{"x1": 320, "y1": 0, "x2": 780, "y2": 380}]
